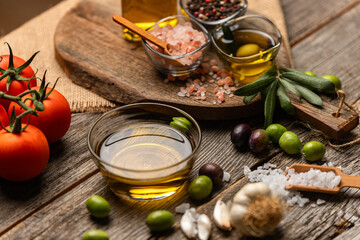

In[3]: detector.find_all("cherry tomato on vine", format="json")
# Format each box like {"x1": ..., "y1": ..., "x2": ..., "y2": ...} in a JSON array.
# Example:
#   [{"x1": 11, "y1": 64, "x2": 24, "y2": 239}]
[
  {"x1": 9, "y1": 86, "x2": 71, "y2": 144},
  {"x1": 0, "y1": 43, "x2": 38, "y2": 110},
  {"x1": 0, "y1": 124, "x2": 49, "y2": 182},
  {"x1": 0, "y1": 104, "x2": 9, "y2": 129}
]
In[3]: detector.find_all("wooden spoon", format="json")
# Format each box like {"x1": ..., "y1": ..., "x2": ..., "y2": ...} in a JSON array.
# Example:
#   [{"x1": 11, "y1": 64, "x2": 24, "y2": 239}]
[
  {"x1": 112, "y1": 14, "x2": 184, "y2": 66},
  {"x1": 284, "y1": 163, "x2": 360, "y2": 194}
]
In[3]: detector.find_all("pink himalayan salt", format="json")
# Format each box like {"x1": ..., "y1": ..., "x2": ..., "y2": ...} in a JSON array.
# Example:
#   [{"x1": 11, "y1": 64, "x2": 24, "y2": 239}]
[
  {"x1": 216, "y1": 91, "x2": 225, "y2": 102},
  {"x1": 210, "y1": 59, "x2": 218, "y2": 66},
  {"x1": 188, "y1": 84, "x2": 196, "y2": 93},
  {"x1": 149, "y1": 22, "x2": 206, "y2": 65}
]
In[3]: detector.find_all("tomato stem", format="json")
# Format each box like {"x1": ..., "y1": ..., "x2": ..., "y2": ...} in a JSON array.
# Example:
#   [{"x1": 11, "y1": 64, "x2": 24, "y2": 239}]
[{"x1": 0, "y1": 89, "x2": 40, "y2": 133}]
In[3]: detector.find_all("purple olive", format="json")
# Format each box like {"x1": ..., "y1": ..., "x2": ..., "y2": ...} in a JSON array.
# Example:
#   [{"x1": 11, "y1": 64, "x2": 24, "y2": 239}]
[
  {"x1": 248, "y1": 129, "x2": 270, "y2": 153},
  {"x1": 231, "y1": 123, "x2": 252, "y2": 148},
  {"x1": 199, "y1": 163, "x2": 224, "y2": 185}
]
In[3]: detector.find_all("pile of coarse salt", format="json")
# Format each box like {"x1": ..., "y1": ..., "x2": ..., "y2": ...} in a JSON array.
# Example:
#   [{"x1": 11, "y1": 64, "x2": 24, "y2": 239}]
[
  {"x1": 287, "y1": 168, "x2": 341, "y2": 189},
  {"x1": 243, "y1": 163, "x2": 341, "y2": 207},
  {"x1": 149, "y1": 22, "x2": 207, "y2": 66},
  {"x1": 173, "y1": 58, "x2": 236, "y2": 104}
]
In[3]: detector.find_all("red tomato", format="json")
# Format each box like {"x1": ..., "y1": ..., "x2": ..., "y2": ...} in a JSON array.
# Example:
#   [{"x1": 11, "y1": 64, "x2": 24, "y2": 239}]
[
  {"x1": 0, "y1": 124, "x2": 49, "y2": 182},
  {"x1": 0, "y1": 55, "x2": 37, "y2": 110},
  {"x1": 0, "y1": 104, "x2": 9, "y2": 128},
  {"x1": 9, "y1": 86, "x2": 71, "y2": 144}
]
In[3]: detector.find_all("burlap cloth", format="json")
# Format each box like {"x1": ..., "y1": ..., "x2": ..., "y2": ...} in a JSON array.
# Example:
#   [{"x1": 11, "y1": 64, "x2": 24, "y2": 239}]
[{"x1": 0, "y1": 0, "x2": 292, "y2": 113}]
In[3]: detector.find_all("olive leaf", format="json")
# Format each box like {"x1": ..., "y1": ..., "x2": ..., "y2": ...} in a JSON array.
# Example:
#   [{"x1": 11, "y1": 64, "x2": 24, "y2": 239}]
[
  {"x1": 280, "y1": 68, "x2": 334, "y2": 91},
  {"x1": 277, "y1": 82, "x2": 295, "y2": 115},
  {"x1": 234, "y1": 65, "x2": 277, "y2": 96},
  {"x1": 243, "y1": 93, "x2": 258, "y2": 104},
  {"x1": 264, "y1": 80, "x2": 278, "y2": 128},
  {"x1": 233, "y1": 76, "x2": 275, "y2": 96},
  {"x1": 279, "y1": 78, "x2": 300, "y2": 97},
  {"x1": 293, "y1": 84, "x2": 323, "y2": 107}
]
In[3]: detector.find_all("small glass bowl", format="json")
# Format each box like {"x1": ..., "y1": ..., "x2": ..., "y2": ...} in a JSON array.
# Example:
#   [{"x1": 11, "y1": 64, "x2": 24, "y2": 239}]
[
  {"x1": 211, "y1": 15, "x2": 282, "y2": 85},
  {"x1": 87, "y1": 103, "x2": 202, "y2": 200},
  {"x1": 142, "y1": 15, "x2": 210, "y2": 77},
  {"x1": 180, "y1": 0, "x2": 248, "y2": 29}
]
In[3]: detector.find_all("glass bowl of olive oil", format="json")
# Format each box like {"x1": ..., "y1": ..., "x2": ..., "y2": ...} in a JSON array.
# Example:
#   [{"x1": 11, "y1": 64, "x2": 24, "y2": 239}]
[
  {"x1": 211, "y1": 15, "x2": 282, "y2": 85},
  {"x1": 88, "y1": 103, "x2": 201, "y2": 201}
]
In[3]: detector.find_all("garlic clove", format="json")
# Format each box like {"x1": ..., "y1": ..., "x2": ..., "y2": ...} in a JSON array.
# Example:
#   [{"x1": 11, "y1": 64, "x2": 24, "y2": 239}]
[
  {"x1": 233, "y1": 192, "x2": 252, "y2": 206},
  {"x1": 180, "y1": 209, "x2": 197, "y2": 239},
  {"x1": 213, "y1": 199, "x2": 232, "y2": 231},
  {"x1": 197, "y1": 214, "x2": 211, "y2": 240},
  {"x1": 229, "y1": 203, "x2": 247, "y2": 227},
  {"x1": 241, "y1": 182, "x2": 271, "y2": 199}
]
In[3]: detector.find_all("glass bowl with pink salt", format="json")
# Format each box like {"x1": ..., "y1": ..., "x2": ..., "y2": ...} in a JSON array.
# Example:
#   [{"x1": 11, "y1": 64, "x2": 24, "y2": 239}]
[{"x1": 142, "y1": 15, "x2": 210, "y2": 76}]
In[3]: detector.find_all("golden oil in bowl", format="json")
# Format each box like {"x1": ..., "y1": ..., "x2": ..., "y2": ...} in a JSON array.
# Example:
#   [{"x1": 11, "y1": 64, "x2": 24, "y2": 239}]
[
  {"x1": 212, "y1": 15, "x2": 282, "y2": 85},
  {"x1": 97, "y1": 122, "x2": 193, "y2": 200},
  {"x1": 121, "y1": 0, "x2": 178, "y2": 41},
  {"x1": 88, "y1": 103, "x2": 201, "y2": 201}
]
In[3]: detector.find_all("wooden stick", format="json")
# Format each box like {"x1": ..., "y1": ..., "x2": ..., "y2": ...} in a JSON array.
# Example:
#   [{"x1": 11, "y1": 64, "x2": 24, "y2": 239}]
[{"x1": 112, "y1": 14, "x2": 168, "y2": 50}]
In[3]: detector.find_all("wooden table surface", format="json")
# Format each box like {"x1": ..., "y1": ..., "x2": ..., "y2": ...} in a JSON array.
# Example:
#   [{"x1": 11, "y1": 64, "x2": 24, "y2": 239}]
[{"x1": 1, "y1": 0, "x2": 360, "y2": 239}]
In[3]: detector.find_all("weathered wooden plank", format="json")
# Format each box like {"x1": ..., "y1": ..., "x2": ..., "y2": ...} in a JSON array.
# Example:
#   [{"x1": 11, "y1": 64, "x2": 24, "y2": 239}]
[
  {"x1": 334, "y1": 224, "x2": 360, "y2": 240},
  {"x1": 0, "y1": 118, "x2": 308, "y2": 239},
  {"x1": 290, "y1": 3, "x2": 360, "y2": 105},
  {"x1": 0, "y1": 112, "x2": 285, "y2": 239},
  {"x1": 281, "y1": 0, "x2": 357, "y2": 45},
  {"x1": 0, "y1": 113, "x2": 101, "y2": 236},
  {"x1": 180, "y1": 128, "x2": 360, "y2": 240}
]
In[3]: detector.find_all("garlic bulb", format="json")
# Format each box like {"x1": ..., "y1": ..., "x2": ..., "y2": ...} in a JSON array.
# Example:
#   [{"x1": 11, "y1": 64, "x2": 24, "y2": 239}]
[{"x1": 230, "y1": 182, "x2": 284, "y2": 237}]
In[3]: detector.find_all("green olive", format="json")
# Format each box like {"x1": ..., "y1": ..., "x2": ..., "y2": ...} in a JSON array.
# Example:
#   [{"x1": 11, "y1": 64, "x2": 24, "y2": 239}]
[
  {"x1": 236, "y1": 43, "x2": 261, "y2": 57},
  {"x1": 172, "y1": 117, "x2": 192, "y2": 128},
  {"x1": 146, "y1": 210, "x2": 174, "y2": 232},
  {"x1": 189, "y1": 175, "x2": 213, "y2": 200},
  {"x1": 279, "y1": 131, "x2": 301, "y2": 155},
  {"x1": 302, "y1": 141, "x2": 325, "y2": 161},
  {"x1": 304, "y1": 71, "x2": 317, "y2": 77},
  {"x1": 266, "y1": 123, "x2": 287, "y2": 144},
  {"x1": 86, "y1": 195, "x2": 110, "y2": 218},
  {"x1": 81, "y1": 229, "x2": 109, "y2": 240},
  {"x1": 170, "y1": 117, "x2": 192, "y2": 132},
  {"x1": 322, "y1": 74, "x2": 342, "y2": 93}
]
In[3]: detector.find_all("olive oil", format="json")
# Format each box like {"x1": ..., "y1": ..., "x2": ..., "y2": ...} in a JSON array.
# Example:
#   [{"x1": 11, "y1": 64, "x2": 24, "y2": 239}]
[
  {"x1": 97, "y1": 122, "x2": 194, "y2": 200},
  {"x1": 216, "y1": 29, "x2": 277, "y2": 84},
  {"x1": 121, "y1": 0, "x2": 178, "y2": 41}
]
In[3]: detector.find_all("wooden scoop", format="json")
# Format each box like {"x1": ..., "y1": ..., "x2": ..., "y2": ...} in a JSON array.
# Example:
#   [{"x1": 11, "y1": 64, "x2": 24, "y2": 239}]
[
  {"x1": 284, "y1": 163, "x2": 360, "y2": 194},
  {"x1": 112, "y1": 14, "x2": 184, "y2": 66}
]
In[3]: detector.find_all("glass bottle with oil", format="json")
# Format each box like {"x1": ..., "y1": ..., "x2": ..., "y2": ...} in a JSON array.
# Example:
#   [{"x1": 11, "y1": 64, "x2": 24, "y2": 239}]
[
  {"x1": 96, "y1": 122, "x2": 195, "y2": 200},
  {"x1": 213, "y1": 16, "x2": 282, "y2": 85},
  {"x1": 121, "y1": 0, "x2": 178, "y2": 41}
]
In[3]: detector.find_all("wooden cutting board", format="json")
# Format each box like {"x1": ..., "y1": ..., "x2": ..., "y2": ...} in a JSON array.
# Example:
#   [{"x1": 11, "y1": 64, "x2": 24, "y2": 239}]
[
  {"x1": 54, "y1": 0, "x2": 266, "y2": 120},
  {"x1": 54, "y1": 0, "x2": 358, "y2": 139}
]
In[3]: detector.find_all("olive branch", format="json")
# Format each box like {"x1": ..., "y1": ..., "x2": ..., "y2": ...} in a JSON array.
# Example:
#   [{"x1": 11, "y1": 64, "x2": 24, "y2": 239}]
[{"x1": 233, "y1": 66, "x2": 335, "y2": 127}]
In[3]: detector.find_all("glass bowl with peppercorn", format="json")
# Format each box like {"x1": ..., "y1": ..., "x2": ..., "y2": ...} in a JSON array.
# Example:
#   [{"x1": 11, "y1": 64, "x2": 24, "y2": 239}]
[
  {"x1": 180, "y1": 0, "x2": 248, "y2": 29},
  {"x1": 211, "y1": 15, "x2": 282, "y2": 85},
  {"x1": 142, "y1": 15, "x2": 211, "y2": 76}
]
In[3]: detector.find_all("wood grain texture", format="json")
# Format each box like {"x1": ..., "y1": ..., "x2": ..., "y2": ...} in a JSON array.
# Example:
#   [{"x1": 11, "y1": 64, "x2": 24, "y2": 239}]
[
  {"x1": 291, "y1": 3, "x2": 360, "y2": 105},
  {"x1": 6, "y1": 118, "x2": 360, "y2": 240},
  {"x1": 281, "y1": 0, "x2": 358, "y2": 45},
  {"x1": 291, "y1": 94, "x2": 359, "y2": 139},
  {"x1": 0, "y1": 114, "x2": 283, "y2": 239}
]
